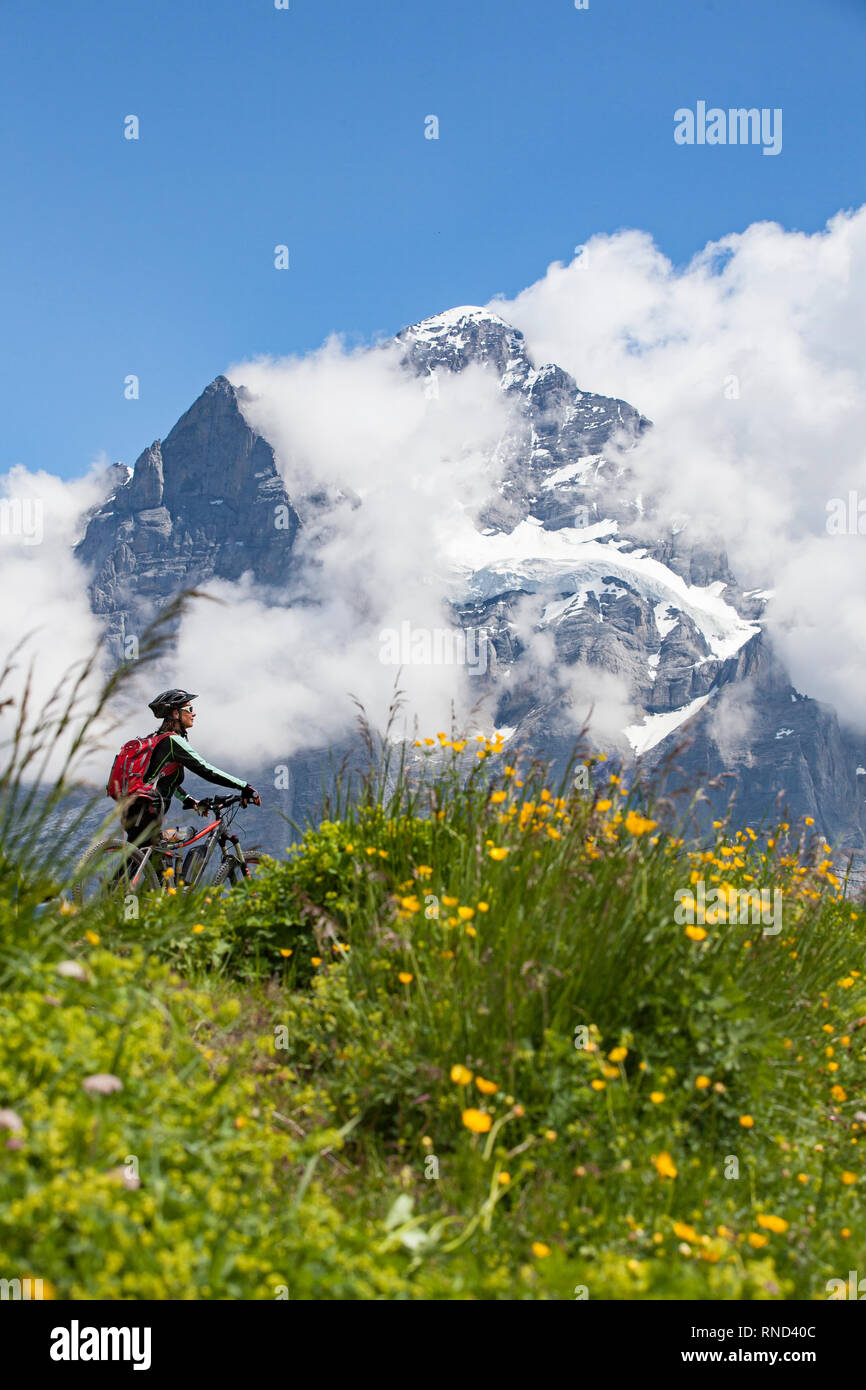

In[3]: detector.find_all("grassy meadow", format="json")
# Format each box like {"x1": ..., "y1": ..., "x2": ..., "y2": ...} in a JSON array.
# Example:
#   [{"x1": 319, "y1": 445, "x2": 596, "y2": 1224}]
[{"x1": 2, "y1": 706, "x2": 865, "y2": 1301}]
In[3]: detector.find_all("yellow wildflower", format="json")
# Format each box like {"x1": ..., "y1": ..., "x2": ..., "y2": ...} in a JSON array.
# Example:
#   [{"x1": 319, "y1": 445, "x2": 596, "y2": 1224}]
[
  {"x1": 462, "y1": 1109, "x2": 493, "y2": 1134},
  {"x1": 756, "y1": 1214, "x2": 788, "y2": 1234},
  {"x1": 652, "y1": 1151, "x2": 678, "y2": 1179}
]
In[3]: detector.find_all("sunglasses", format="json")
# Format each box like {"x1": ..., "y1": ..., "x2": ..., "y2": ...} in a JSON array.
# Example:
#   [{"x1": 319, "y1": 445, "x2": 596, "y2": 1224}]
[{"x1": 180, "y1": 705, "x2": 195, "y2": 714}]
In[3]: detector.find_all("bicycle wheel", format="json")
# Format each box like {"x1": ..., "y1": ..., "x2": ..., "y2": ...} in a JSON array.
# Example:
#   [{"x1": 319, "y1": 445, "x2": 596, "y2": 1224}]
[
  {"x1": 72, "y1": 839, "x2": 161, "y2": 905},
  {"x1": 212, "y1": 851, "x2": 264, "y2": 890}
]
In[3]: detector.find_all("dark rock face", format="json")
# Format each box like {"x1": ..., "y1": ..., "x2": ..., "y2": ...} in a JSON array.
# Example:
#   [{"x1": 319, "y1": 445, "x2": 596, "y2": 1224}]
[
  {"x1": 642, "y1": 643, "x2": 866, "y2": 861},
  {"x1": 72, "y1": 308, "x2": 866, "y2": 857},
  {"x1": 76, "y1": 377, "x2": 299, "y2": 655}
]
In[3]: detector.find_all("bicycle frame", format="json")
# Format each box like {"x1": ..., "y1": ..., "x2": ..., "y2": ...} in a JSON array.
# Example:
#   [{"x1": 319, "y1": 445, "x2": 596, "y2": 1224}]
[{"x1": 129, "y1": 796, "x2": 252, "y2": 890}]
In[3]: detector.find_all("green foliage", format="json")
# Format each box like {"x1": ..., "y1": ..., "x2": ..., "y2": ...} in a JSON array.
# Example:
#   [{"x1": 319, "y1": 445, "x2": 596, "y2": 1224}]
[{"x1": 3, "y1": 720, "x2": 866, "y2": 1299}]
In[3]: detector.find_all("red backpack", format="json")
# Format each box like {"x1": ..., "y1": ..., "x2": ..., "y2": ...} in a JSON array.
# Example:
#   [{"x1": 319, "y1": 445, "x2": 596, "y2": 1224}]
[{"x1": 107, "y1": 732, "x2": 177, "y2": 803}]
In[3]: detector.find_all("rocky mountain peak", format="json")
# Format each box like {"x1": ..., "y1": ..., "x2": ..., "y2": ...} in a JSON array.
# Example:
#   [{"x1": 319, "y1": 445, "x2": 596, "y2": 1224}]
[
  {"x1": 75, "y1": 376, "x2": 300, "y2": 654},
  {"x1": 397, "y1": 305, "x2": 531, "y2": 383}
]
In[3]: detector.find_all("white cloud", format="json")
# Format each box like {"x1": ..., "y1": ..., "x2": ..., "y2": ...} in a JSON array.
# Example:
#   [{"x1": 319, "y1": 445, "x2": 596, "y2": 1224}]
[
  {"x1": 0, "y1": 461, "x2": 113, "y2": 779},
  {"x1": 161, "y1": 338, "x2": 521, "y2": 764},
  {"x1": 559, "y1": 662, "x2": 636, "y2": 750},
  {"x1": 492, "y1": 208, "x2": 866, "y2": 728},
  {"x1": 709, "y1": 684, "x2": 756, "y2": 766}
]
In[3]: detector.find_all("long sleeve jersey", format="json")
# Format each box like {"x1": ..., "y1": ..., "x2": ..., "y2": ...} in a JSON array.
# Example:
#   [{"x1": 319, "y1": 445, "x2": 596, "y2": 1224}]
[{"x1": 143, "y1": 731, "x2": 247, "y2": 812}]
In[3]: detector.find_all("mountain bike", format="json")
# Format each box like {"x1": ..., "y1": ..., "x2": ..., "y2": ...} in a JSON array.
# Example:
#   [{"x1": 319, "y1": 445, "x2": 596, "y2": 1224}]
[{"x1": 73, "y1": 794, "x2": 263, "y2": 903}]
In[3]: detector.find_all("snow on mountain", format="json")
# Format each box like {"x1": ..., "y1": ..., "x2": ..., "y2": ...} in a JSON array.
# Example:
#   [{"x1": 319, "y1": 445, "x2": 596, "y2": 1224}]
[
  {"x1": 624, "y1": 692, "x2": 715, "y2": 757},
  {"x1": 443, "y1": 517, "x2": 758, "y2": 662}
]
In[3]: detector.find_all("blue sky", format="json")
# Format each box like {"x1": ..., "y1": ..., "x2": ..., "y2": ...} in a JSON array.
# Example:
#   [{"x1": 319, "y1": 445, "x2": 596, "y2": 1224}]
[{"x1": 1, "y1": 0, "x2": 864, "y2": 480}]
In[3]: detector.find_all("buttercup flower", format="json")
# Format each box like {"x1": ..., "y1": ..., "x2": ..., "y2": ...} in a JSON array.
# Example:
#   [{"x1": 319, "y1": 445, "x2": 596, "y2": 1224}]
[
  {"x1": 756, "y1": 1214, "x2": 788, "y2": 1234},
  {"x1": 652, "y1": 1151, "x2": 678, "y2": 1179},
  {"x1": 462, "y1": 1109, "x2": 493, "y2": 1134}
]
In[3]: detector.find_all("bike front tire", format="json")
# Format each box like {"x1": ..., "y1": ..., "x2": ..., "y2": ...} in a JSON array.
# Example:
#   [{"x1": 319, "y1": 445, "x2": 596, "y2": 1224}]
[{"x1": 212, "y1": 851, "x2": 264, "y2": 890}]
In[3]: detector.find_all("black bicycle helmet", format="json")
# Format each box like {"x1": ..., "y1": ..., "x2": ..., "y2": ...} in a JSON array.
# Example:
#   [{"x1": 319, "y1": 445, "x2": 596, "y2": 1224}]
[{"x1": 148, "y1": 688, "x2": 198, "y2": 719}]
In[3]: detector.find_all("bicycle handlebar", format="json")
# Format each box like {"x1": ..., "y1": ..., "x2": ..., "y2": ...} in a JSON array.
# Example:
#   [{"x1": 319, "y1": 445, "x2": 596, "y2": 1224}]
[{"x1": 195, "y1": 793, "x2": 259, "y2": 813}]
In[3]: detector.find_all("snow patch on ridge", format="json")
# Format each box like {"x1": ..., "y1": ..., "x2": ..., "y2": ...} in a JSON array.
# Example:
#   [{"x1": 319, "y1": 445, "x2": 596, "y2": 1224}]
[
  {"x1": 624, "y1": 692, "x2": 714, "y2": 758},
  {"x1": 404, "y1": 306, "x2": 514, "y2": 340},
  {"x1": 540, "y1": 455, "x2": 605, "y2": 490}
]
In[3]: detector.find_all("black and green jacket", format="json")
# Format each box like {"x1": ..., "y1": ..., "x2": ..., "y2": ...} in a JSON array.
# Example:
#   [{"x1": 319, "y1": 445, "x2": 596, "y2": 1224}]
[{"x1": 143, "y1": 731, "x2": 247, "y2": 812}]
